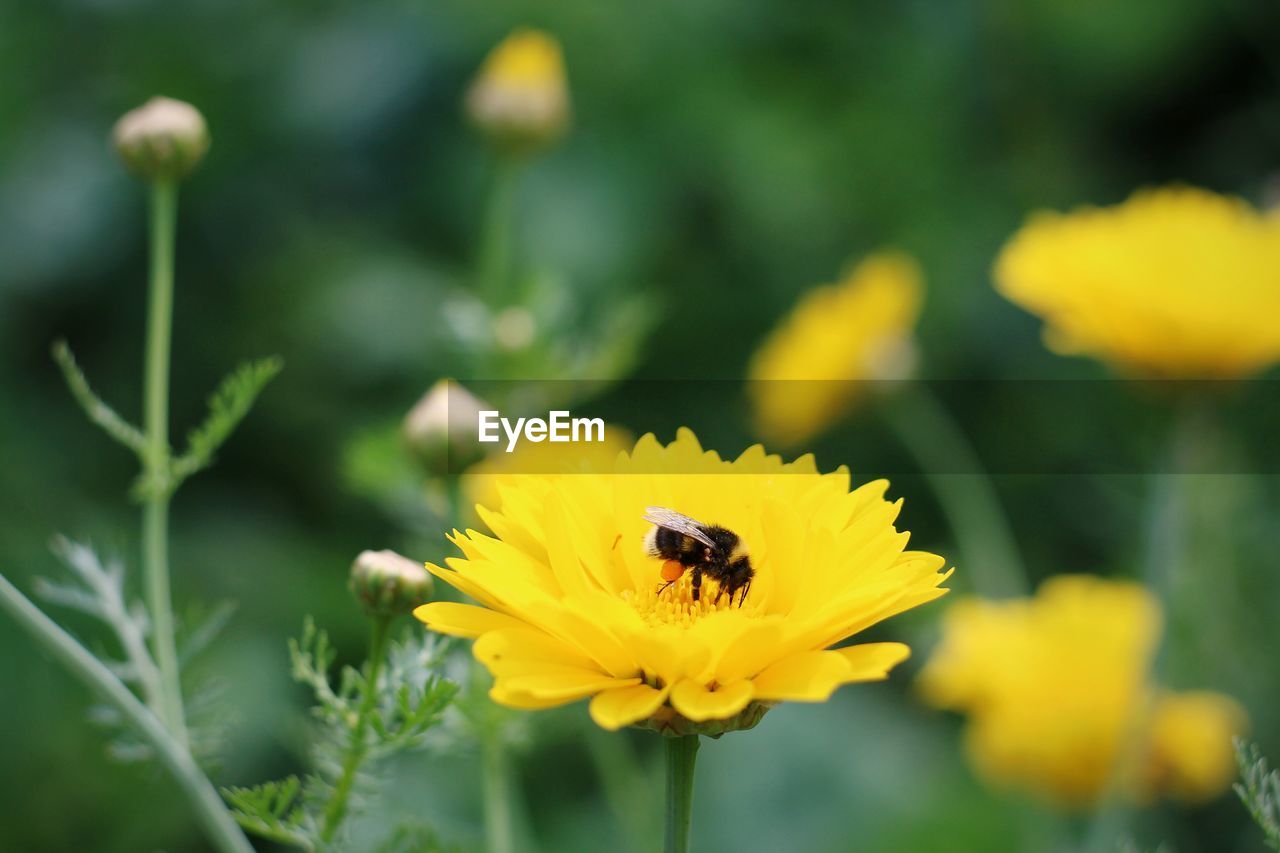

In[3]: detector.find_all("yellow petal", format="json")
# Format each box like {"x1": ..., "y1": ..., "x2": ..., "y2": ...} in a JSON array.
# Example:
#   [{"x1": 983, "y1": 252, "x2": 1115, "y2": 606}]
[
  {"x1": 751, "y1": 643, "x2": 909, "y2": 702},
  {"x1": 589, "y1": 684, "x2": 671, "y2": 731},
  {"x1": 711, "y1": 618, "x2": 784, "y2": 685},
  {"x1": 413, "y1": 601, "x2": 526, "y2": 638},
  {"x1": 750, "y1": 651, "x2": 853, "y2": 701},
  {"x1": 669, "y1": 679, "x2": 754, "y2": 722},
  {"x1": 489, "y1": 684, "x2": 573, "y2": 710},
  {"x1": 499, "y1": 661, "x2": 640, "y2": 700},
  {"x1": 833, "y1": 642, "x2": 912, "y2": 678},
  {"x1": 473, "y1": 627, "x2": 596, "y2": 669}
]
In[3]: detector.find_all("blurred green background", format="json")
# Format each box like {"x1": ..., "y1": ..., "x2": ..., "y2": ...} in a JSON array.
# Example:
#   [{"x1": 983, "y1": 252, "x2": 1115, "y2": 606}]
[{"x1": 2, "y1": 0, "x2": 1279, "y2": 850}]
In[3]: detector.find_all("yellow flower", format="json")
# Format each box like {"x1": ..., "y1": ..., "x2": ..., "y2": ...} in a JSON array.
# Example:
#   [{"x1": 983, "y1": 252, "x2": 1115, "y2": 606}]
[
  {"x1": 995, "y1": 187, "x2": 1280, "y2": 378},
  {"x1": 416, "y1": 429, "x2": 951, "y2": 733},
  {"x1": 747, "y1": 252, "x2": 922, "y2": 447},
  {"x1": 465, "y1": 28, "x2": 569, "y2": 153},
  {"x1": 918, "y1": 575, "x2": 1246, "y2": 807},
  {"x1": 1147, "y1": 691, "x2": 1248, "y2": 803}
]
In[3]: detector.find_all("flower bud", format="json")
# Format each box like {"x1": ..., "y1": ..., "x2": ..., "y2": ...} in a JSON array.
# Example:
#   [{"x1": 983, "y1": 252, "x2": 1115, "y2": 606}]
[
  {"x1": 402, "y1": 379, "x2": 490, "y2": 475},
  {"x1": 112, "y1": 97, "x2": 210, "y2": 181},
  {"x1": 465, "y1": 29, "x2": 569, "y2": 154},
  {"x1": 349, "y1": 550, "x2": 434, "y2": 617}
]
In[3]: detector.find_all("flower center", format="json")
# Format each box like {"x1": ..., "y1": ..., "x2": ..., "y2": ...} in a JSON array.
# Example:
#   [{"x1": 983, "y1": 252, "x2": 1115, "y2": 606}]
[{"x1": 624, "y1": 572, "x2": 738, "y2": 628}]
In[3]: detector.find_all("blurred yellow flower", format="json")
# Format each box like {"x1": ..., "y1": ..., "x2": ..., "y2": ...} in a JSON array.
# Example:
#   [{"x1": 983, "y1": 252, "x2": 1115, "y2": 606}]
[
  {"x1": 417, "y1": 429, "x2": 951, "y2": 734},
  {"x1": 918, "y1": 575, "x2": 1245, "y2": 808},
  {"x1": 1147, "y1": 691, "x2": 1248, "y2": 803},
  {"x1": 466, "y1": 28, "x2": 569, "y2": 152},
  {"x1": 995, "y1": 187, "x2": 1280, "y2": 378},
  {"x1": 747, "y1": 252, "x2": 922, "y2": 447}
]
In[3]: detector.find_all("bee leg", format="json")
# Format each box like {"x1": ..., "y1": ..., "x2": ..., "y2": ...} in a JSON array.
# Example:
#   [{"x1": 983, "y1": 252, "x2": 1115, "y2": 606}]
[
  {"x1": 736, "y1": 579, "x2": 752, "y2": 608},
  {"x1": 656, "y1": 580, "x2": 675, "y2": 597},
  {"x1": 691, "y1": 568, "x2": 702, "y2": 602}
]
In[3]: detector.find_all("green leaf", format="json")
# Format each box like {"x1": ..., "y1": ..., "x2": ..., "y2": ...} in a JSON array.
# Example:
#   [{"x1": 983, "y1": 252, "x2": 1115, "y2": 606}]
[
  {"x1": 290, "y1": 616, "x2": 344, "y2": 716},
  {"x1": 51, "y1": 340, "x2": 147, "y2": 457},
  {"x1": 171, "y1": 357, "x2": 283, "y2": 487},
  {"x1": 372, "y1": 821, "x2": 459, "y2": 853},
  {"x1": 223, "y1": 776, "x2": 315, "y2": 850},
  {"x1": 37, "y1": 537, "x2": 164, "y2": 722},
  {"x1": 1235, "y1": 738, "x2": 1280, "y2": 850},
  {"x1": 367, "y1": 633, "x2": 457, "y2": 754}
]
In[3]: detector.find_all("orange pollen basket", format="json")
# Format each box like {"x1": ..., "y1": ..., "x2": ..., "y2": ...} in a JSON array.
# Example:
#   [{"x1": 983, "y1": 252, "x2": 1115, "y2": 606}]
[{"x1": 660, "y1": 560, "x2": 686, "y2": 582}]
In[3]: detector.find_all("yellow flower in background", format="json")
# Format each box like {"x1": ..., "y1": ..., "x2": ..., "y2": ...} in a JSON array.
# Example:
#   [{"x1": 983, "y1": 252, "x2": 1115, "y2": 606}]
[
  {"x1": 995, "y1": 187, "x2": 1280, "y2": 378},
  {"x1": 466, "y1": 28, "x2": 569, "y2": 152},
  {"x1": 417, "y1": 429, "x2": 951, "y2": 734},
  {"x1": 1147, "y1": 691, "x2": 1248, "y2": 803},
  {"x1": 918, "y1": 575, "x2": 1245, "y2": 808},
  {"x1": 747, "y1": 252, "x2": 922, "y2": 447}
]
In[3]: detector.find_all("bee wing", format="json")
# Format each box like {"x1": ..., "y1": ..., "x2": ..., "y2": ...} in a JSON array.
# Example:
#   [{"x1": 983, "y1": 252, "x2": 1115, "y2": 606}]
[{"x1": 642, "y1": 506, "x2": 716, "y2": 548}]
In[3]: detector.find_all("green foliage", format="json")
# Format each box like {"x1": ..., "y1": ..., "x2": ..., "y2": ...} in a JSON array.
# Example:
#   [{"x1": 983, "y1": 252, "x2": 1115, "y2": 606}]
[
  {"x1": 36, "y1": 538, "x2": 163, "y2": 720},
  {"x1": 54, "y1": 342, "x2": 281, "y2": 502},
  {"x1": 223, "y1": 777, "x2": 315, "y2": 850},
  {"x1": 371, "y1": 821, "x2": 460, "y2": 853},
  {"x1": 170, "y1": 357, "x2": 283, "y2": 489},
  {"x1": 227, "y1": 618, "x2": 457, "y2": 850},
  {"x1": 34, "y1": 538, "x2": 236, "y2": 767},
  {"x1": 292, "y1": 617, "x2": 456, "y2": 765},
  {"x1": 1235, "y1": 739, "x2": 1280, "y2": 850},
  {"x1": 51, "y1": 341, "x2": 147, "y2": 457}
]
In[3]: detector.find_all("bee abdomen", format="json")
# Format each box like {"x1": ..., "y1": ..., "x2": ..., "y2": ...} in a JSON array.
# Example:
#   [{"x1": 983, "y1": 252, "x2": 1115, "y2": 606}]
[{"x1": 645, "y1": 526, "x2": 702, "y2": 563}]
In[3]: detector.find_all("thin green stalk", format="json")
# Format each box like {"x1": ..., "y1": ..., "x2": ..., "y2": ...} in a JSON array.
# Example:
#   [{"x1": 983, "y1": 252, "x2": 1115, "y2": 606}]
[
  {"x1": 476, "y1": 157, "x2": 521, "y2": 308},
  {"x1": 320, "y1": 614, "x2": 392, "y2": 842},
  {"x1": 1143, "y1": 400, "x2": 1206, "y2": 612},
  {"x1": 882, "y1": 385, "x2": 1027, "y2": 598},
  {"x1": 482, "y1": 731, "x2": 516, "y2": 853},
  {"x1": 664, "y1": 735, "x2": 699, "y2": 853},
  {"x1": 143, "y1": 178, "x2": 186, "y2": 746},
  {"x1": 1083, "y1": 402, "x2": 1202, "y2": 853},
  {"x1": 0, "y1": 573, "x2": 253, "y2": 853}
]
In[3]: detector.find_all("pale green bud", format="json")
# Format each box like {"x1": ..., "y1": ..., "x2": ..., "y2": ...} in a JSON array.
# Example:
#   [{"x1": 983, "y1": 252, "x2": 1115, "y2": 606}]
[
  {"x1": 113, "y1": 96, "x2": 210, "y2": 181},
  {"x1": 402, "y1": 379, "x2": 489, "y2": 475},
  {"x1": 349, "y1": 550, "x2": 434, "y2": 617}
]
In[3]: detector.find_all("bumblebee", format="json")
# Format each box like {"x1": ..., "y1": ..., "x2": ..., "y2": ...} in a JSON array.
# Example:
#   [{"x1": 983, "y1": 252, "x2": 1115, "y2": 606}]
[{"x1": 642, "y1": 507, "x2": 754, "y2": 606}]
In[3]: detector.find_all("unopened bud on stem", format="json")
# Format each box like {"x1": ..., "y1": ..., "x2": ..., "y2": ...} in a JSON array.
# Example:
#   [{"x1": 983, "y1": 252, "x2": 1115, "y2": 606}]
[
  {"x1": 349, "y1": 550, "x2": 434, "y2": 617},
  {"x1": 403, "y1": 379, "x2": 490, "y2": 474},
  {"x1": 466, "y1": 29, "x2": 569, "y2": 155},
  {"x1": 113, "y1": 97, "x2": 210, "y2": 181}
]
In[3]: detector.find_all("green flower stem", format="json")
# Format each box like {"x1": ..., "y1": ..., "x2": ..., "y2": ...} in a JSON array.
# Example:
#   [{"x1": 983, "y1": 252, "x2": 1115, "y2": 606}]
[
  {"x1": 320, "y1": 614, "x2": 393, "y2": 843},
  {"x1": 1143, "y1": 400, "x2": 1206, "y2": 610},
  {"x1": 0, "y1": 573, "x2": 253, "y2": 853},
  {"x1": 664, "y1": 735, "x2": 699, "y2": 853},
  {"x1": 1084, "y1": 401, "x2": 1203, "y2": 853},
  {"x1": 476, "y1": 156, "x2": 521, "y2": 308},
  {"x1": 482, "y1": 731, "x2": 516, "y2": 853},
  {"x1": 882, "y1": 385, "x2": 1027, "y2": 598},
  {"x1": 143, "y1": 178, "x2": 187, "y2": 747}
]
